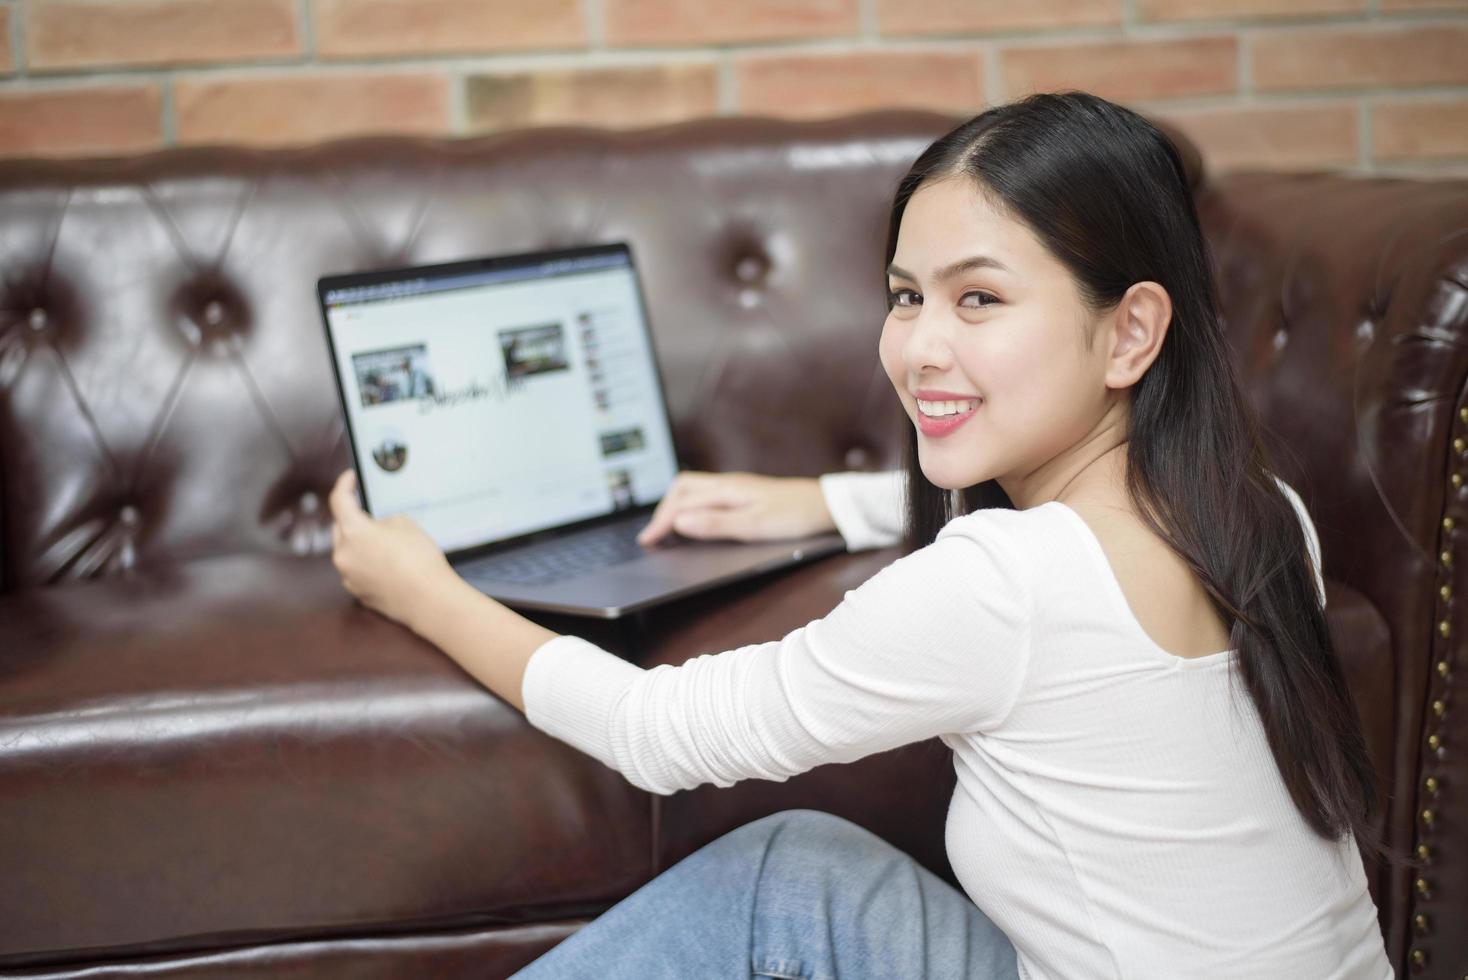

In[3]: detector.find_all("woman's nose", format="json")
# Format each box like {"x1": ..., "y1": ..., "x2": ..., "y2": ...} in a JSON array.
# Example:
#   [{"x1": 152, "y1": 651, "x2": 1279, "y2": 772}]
[{"x1": 902, "y1": 310, "x2": 953, "y2": 373}]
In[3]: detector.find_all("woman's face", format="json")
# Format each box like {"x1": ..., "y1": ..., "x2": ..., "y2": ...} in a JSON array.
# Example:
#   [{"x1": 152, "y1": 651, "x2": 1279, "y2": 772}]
[{"x1": 879, "y1": 175, "x2": 1121, "y2": 504}]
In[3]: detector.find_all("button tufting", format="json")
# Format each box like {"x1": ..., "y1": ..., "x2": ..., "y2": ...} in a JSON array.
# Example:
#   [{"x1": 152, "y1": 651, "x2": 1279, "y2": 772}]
[
  {"x1": 28, "y1": 307, "x2": 47, "y2": 332},
  {"x1": 1271, "y1": 329, "x2": 1288, "y2": 352},
  {"x1": 118, "y1": 505, "x2": 140, "y2": 527},
  {"x1": 844, "y1": 446, "x2": 870, "y2": 469},
  {"x1": 173, "y1": 279, "x2": 249, "y2": 353},
  {"x1": 734, "y1": 253, "x2": 769, "y2": 284},
  {"x1": 262, "y1": 479, "x2": 336, "y2": 555},
  {"x1": 1355, "y1": 320, "x2": 1374, "y2": 343}
]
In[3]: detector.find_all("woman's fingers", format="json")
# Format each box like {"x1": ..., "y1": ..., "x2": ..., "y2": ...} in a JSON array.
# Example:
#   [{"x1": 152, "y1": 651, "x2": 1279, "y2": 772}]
[
  {"x1": 637, "y1": 499, "x2": 686, "y2": 546},
  {"x1": 636, "y1": 472, "x2": 706, "y2": 545},
  {"x1": 329, "y1": 468, "x2": 369, "y2": 534},
  {"x1": 638, "y1": 474, "x2": 757, "y2": 546},
  {"x1": 637, "y1": 473, "x2": 719, "y2": 544},
  {"x1": 669, "y1": 506, "x2": 751, "y2": 541}
]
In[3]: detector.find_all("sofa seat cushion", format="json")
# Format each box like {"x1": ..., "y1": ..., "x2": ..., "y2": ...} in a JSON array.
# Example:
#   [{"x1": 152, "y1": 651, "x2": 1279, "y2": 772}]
[{"x1": 0, "y1": 553, "x2": 651, "y2": 968}]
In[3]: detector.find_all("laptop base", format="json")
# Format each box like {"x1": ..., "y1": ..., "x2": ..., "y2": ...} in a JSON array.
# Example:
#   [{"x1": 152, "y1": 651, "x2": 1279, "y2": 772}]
[{"x1": 458, "y1": 531, "x2": 847, "y2": 619}]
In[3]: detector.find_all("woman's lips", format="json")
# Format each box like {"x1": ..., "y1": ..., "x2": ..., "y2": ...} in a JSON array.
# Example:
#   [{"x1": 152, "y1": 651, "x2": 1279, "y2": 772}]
[{"x1": 916, "y1": 400, "x2": 980, "y2": 437}]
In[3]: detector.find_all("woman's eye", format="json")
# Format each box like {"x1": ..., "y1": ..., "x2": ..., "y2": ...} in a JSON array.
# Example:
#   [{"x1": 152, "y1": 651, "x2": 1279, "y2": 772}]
[
  {"x1": 960, "y1": 291, "x2": 999, "y2": 309},
  {"x1": 887, "y1": 288, "x2": 921, "y2": 308}
]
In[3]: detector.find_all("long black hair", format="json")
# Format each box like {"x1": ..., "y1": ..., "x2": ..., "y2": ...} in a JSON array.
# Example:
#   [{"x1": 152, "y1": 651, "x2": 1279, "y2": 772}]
[{"x1": 889, "y1": 91, "x2": 1407, "y2": 870}]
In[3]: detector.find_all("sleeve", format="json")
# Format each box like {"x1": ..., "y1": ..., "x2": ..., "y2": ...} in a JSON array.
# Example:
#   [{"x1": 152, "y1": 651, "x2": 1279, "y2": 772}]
[
  {"x1": 520, "y1": 513, "x2": 1036, "y2": 796},
  {"x1": 1271, "y1": 474, "x2": 1327, "y2": 611},
  {"x1": 816, "y1": 469, "x2": 906, "y2": 552}
]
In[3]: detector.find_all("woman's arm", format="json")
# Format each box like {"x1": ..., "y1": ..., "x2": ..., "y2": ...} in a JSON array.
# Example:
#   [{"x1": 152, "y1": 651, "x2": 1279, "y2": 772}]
[
  {"x1": 411, "y1": 577, "x2": 559, "y2": 714},
  {"x1": 334, "y1": 534, "x2": 1036, "y2": 788},
  {"x1": 524, "y1": 508, "x2": 1035, "y2": 795},
  {"x1": 634, "y1": 471, "x2": 836, "y2": 546},
  {"x1": 327, "y1": 469, "x2": 558, "y2": 713},
  {"x1": 635, "y1": 469, "x2": 907, "y2": 552},
  {"x1": 328, "y1": 469, "x2": 1035, "y2": 795},
  {"x1": 817, "y1": 469, "x2": 907, "y2": 551}
]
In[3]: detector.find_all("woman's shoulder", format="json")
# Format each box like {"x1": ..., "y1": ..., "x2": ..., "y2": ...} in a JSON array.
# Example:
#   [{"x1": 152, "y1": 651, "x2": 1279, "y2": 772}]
[
  {"x1": 931, "y1": 502, "x2": 1077, "y2": 568},
  {"x1": 938, "y1": 500, "x2": 1076, "y2": 537}
]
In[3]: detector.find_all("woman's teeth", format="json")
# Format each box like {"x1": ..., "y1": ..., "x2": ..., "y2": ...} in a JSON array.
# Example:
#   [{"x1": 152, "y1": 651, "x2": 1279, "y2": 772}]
[{"x1": 917, "y1": 398, "x2": 980, "y2": 418}]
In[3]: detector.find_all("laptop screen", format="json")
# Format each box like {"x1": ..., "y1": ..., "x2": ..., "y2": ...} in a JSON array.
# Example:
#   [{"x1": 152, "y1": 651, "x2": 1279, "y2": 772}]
[{"x1": 320, "y1": 245, "x2": 679, "y2": 554}]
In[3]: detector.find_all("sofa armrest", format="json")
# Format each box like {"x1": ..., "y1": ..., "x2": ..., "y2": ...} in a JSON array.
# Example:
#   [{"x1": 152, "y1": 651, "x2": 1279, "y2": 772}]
[{"x1": 1196, "y1": 171, "x2": 1468, "y2": 976}]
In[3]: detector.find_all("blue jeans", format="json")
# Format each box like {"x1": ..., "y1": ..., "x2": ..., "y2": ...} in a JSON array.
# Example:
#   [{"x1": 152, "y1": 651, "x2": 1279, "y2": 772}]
[{"x1": 509, "y1": 808, "x2": 1021, "y2": 979}]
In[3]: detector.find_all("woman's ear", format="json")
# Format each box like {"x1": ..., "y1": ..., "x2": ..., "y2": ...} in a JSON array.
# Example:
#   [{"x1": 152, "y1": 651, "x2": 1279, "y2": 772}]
[{"x1": 1103, "y1": 281, "x2": 1171, "y2": 390}]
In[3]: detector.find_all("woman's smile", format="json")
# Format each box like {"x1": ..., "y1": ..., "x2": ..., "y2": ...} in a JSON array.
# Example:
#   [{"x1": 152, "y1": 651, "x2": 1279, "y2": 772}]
[{"x1": 915, "y1": 398, "x2": 982, "y2": 437}]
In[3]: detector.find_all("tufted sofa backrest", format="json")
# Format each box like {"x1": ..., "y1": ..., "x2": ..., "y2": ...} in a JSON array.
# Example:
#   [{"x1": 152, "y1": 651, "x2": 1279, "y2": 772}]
[{"x1": 0, "y1": 112, "x2": 1024, "y2": 591}]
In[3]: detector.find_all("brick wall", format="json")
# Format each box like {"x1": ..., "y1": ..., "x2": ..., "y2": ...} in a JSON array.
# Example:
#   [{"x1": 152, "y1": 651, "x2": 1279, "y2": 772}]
[{"x1": 0, "y1": 0, "x2": 1465, "y2": 177}]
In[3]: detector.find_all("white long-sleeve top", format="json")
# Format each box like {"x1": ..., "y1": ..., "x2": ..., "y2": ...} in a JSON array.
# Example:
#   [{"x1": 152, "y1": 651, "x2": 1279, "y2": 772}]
[{"x1": 521, "y1": 470, "x2": 1393, "y2": 980}]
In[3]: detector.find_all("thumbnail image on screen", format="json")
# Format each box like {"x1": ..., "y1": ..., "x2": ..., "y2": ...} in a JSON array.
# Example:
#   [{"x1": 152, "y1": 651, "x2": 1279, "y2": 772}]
[
  {"x1": 607, "y1": 468, "x2": 634, "y2": 510},
  {"x1": 371, "y1": 432, "x2": 409, "y2": 473},
  {"x1": 500, "y1": 322, "x2": 569, "y2": 378},
  {"x1": 599, "y1": 426, "x2": 646, "y2": 457},
  {"x1": 353, "y1": 344, "x2": 437, "y2": 407}
]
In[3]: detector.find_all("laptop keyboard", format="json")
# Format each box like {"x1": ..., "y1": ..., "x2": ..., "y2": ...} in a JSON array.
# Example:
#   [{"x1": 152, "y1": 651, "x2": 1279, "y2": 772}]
[{"x1": 460, "y1": 519, "x2": 661, "y2": 586}]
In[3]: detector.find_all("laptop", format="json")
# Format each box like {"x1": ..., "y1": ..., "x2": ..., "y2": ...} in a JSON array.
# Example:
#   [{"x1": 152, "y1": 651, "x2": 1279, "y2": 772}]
[{"x1": 316, "y1": 242, "x2": 847, "y2": 619}]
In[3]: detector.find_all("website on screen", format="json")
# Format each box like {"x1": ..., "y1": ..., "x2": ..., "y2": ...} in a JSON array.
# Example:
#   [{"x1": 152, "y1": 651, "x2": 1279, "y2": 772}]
[{"x1": 325, "y1": 253, "x2": 678, "y2": 552}]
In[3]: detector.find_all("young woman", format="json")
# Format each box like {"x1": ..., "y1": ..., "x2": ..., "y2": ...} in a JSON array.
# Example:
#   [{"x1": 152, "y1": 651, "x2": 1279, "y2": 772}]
[{"x1": 328, "y1": 92, "x2": 1399, "y2": 978}]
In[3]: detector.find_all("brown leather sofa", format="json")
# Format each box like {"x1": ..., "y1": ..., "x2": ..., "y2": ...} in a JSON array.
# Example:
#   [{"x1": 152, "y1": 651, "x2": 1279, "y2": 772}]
[{"x1": 0, "y1": 110, "x2": 1464, "y2": 979}]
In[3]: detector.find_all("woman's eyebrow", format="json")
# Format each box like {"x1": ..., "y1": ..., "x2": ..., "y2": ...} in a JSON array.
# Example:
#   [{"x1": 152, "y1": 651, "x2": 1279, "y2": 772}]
[{"x1": 886, "y1": 255, "x2": 1012, "y2": 282}]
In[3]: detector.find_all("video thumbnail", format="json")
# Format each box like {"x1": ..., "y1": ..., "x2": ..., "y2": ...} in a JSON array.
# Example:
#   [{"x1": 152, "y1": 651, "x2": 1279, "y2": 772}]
[
  {"x1": 500, "y1": 322, "x2": 570, "y2": 378},
  {"x1": 354, "y1": 344, "x2": 437, "y2": 408},
  {"x1": 599, "y1": 426, "x2": 646, "y2": 457}
]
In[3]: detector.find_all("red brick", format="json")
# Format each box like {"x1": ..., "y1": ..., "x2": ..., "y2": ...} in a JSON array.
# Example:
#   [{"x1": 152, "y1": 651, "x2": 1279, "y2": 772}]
[
  {"x1": 1253, "y1": 25, "x2": 1468, "y2": 91},
  {"x1": 877, "y1": 0, "x2": 1122, "y2": 36},
  {"x1": 175, "y1": 73, "x2": 449, "y2": 147},
  {"x1": 605, "y1": 0, "x2": 858, "y2": 46},
  {"x1": 1158, "y1": 103, "x2": 1359, "y2": 172},
  {"x1": 315, "y1": 0, "x2": 584, "y2": 58},
  {"x1": 1373, "y1": 97, "x2": 1468, "y2": 162},
  {"x1": 1138, "y1": 0, "x2": 1364, "y2": 22},
  {"x1": 1001, "y1": 37, "x2": 1237, "y2": 103},
  {"x1": 466, "y1": 64, "x2": 717, "y2": 130},
  {"x1": 736, "y1": 50, "x2": 984, "y2": 118},
  {"x1": 29, "y1": 0, "x2": 299, "y2": 71},
  {"x1": 0, "y1": 84, "x2": 162, "y2": 157}
]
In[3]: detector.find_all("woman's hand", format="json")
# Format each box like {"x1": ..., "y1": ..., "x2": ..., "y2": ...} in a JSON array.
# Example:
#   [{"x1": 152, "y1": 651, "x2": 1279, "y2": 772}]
[
  {"x1": 328, "y1": 468, "x2": 456, "y2": 630},
  {"x1": 636, "y1": 471, "x2": 836, "y2": 547}
]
